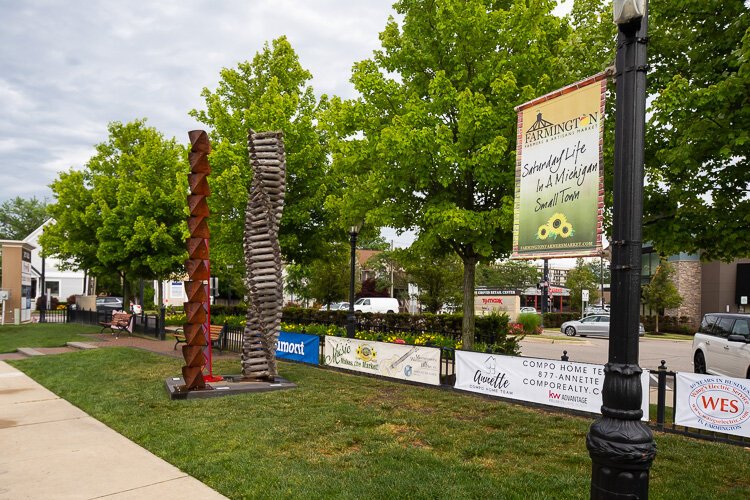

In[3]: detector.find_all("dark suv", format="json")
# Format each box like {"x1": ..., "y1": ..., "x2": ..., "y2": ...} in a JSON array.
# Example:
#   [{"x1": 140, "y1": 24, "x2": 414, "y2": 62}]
[{"x1": 692, "y1": 313, "x2": 750, "y2": 378}]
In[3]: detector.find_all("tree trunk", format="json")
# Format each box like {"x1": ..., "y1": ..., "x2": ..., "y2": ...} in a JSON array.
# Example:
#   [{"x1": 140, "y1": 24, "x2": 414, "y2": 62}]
[
  {"x1": 157, "y1": 279, "x2": 164, "y2": 311},
  {"x1": 461, "y1": 255, "x2": 477, "y2": 350},
  {"x1": 122, "y1": 274, "x2": 130, "y2": 312},
  {"x1": 655, "y1": 314, "x2": 659, "y2": 335}
]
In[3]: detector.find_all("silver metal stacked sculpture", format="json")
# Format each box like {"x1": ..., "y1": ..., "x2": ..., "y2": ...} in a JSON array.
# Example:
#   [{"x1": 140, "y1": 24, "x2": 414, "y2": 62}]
[{"x1": 242, "y1": 130, "x2": 286, "y2": 380}]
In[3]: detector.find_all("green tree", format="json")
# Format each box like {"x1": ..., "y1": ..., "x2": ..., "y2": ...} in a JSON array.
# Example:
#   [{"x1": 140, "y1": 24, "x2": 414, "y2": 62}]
[
  {"x1": 358, "y1": 233, "x2": 390, "y2": 251},
  {"x1": 642, "y1": 259, "x2": 683, "y2": 334},
  {"x1": 643, "y1": 1, "x2": 750, "y2": 260},
  {"x1": 557, "y1": 1, "x2": 750, "y2": 260},
  {"x1": 323, "y1": 1, "x2": 575, "y2": 349},
  {"x1": 38, "y1": 169, "x2": 100, "y2": 274},
  {"x1": 389, "y1": 246, "x2": 463, "y2": 313},
  {"x1": 284, "y1": 263, "x2": 313, "y2": 307},
  {"x1": 476, "y1": 260, "x2": 539, "y2": 290},
  {"x1": 585, "y1": 259, "x2": 610, "y2": 285},
  {"x1": 363, "y1": 251, "x2": 398, "y2": 298},
  {"x1": 565, "y1": 259, "x2": 600, "y2": 312},
  {"x1": 0, "y1": 196, "x2": 48, "y2": 240},
  {"x1": 306, "y1": 244, "x2": 352, "y2": 307},
  {"x1": 190, "y1": 36, "x2": 334, "y2": 275},
  {"x1": 41, "y1": 119, "x2": 188, "y2": 306}
]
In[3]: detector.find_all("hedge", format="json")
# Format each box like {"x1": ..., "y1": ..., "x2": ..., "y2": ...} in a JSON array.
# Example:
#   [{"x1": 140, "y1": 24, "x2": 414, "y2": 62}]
[
  {"x1": 639, "y1": 315, "x2": 695, "y2": 335},
  {"x1": 280, "y1": 307, "x2": 511, "y2": 342},
  {"x1": 541, "y1": 312, "x2": 580, "y2": 328}
]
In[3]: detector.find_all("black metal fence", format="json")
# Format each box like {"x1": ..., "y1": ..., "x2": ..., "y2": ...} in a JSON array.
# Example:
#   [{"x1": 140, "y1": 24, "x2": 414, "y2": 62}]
[
  {"x1": 38, "y1": 306, "x2": 166, "y2": 339},
  {"x1": 221, "y1": 325, "x2": 244, "y2": 353},
  {"x1": 37, "y1": 308, "x2": 67, "y2": 324},
  {"x1": 36, "y1": 308, "x2": 748, "y2": 447}
]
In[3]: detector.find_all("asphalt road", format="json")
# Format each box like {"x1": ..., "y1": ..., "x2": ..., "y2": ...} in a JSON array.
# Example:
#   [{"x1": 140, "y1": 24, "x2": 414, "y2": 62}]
[{"x1": 520, "y1": 332, "x2": 694, "y2": 373}]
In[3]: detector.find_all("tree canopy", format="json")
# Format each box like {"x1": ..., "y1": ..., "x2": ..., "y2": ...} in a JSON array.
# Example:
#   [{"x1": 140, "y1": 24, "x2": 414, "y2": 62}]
[
  {"x1": 565, "y1": 259, "x2": 600, "y2": 312},
  {"x1": 391, "y1": 246, "x2": 463, "y2": 314},
  {"x1": 642, "y1": 259, "x2": 683, "y2": 333},
  {"x1": 323, "y1": 0, "x2": 580, "y2": 347},
  {"x1": 190, "y1": 36, "x2": 335, "y2": 277},
  {"x1": 643, "y1": 1, "x2": 750, "y2": 261},
  {"x1": 476, "y1": 260, "x2": 539, "y2": 290},
  {"x1": 41, "y1": 119, "x2": 188, "y2": 304},
  {"x1": 306, "y1": 244, "x2": 352, "y2": 307},
  {"x1": 0, "y1": 196, "x2": 48, "y2": 240}
]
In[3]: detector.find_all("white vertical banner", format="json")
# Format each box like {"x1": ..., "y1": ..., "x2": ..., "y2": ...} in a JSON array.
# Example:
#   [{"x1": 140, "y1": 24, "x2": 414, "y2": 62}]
[
  {"x1": 675, "y1": 373, "x2": 750, "y2": 438},
  {"x1": 324, "y1": 336, "x2": 441, "y2": 386},
  {"x1": 455, "y1": 351, "x2": 649, "y2": 419}
]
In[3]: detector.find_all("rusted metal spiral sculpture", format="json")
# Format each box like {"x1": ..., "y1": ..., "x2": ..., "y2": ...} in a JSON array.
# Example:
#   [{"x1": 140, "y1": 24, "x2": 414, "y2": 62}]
[
  {"x1": 242, "y1": 130, "x2": 286, "y2": 380},
  {"x1": 182, "y1": 130, "x2": 212, "y2": 390}
]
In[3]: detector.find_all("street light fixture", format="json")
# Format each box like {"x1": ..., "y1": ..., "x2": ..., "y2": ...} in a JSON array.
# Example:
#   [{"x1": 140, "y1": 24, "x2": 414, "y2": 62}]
[
  {"x1": 587, "y1": 1, "x2": 655, "y2": 498},
  {"x1": 346, "y1": 222, "x2": 363, "y2": 338},
  {"x1": 613, "y1": 0, "x2": 645, "y2": 24}
]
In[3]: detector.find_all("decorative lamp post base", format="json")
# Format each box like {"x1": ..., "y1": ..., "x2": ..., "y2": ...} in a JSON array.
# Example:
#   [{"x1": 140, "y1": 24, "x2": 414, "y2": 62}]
[{"x1": 588, "y1": 363, "x2": 656, "y2": 498}]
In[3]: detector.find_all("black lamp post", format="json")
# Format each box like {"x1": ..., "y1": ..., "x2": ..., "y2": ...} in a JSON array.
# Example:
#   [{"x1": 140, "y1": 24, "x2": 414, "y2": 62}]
[
  {"x1": 600, "y1": 249, "x2": 605, "y2": 308},
  {"x1": 587, "y1": 1, "x2": 656, "y2": 498},
  {"x1": 346, "y1": 223, "x2": 362, "y2": 338}
]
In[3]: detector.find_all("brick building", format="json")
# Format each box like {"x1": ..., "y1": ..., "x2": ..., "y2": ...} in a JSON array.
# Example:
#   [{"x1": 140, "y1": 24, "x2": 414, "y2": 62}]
[{"x1": 641, "y1": 246, "x2": 750, "y2": 328}]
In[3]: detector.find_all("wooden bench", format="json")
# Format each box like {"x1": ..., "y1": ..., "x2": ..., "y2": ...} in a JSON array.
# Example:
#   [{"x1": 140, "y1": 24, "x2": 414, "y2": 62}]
[
  {"x1": 99, "y1": 312, "x2": 134, "y2": 338},
  {"x1": 173, "y1": 324, "x2": 227, "y2": 353}
]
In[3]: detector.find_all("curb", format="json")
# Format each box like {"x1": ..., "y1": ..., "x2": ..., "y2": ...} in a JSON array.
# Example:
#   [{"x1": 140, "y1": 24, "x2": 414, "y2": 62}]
[{"x1": 16, "y1": 347, "x2": 44, "y2": 357}]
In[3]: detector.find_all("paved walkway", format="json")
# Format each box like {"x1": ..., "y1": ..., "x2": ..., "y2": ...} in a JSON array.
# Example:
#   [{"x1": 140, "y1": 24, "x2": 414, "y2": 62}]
[{"x1": 0, "y1": 334, "x2": 229, "y2": 499}]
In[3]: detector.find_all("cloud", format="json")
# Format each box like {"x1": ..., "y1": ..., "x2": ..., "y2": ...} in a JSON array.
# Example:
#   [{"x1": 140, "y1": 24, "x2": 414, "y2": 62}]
[{"x1": 0, "y1": 0, "x2": 395, "y2": 202}]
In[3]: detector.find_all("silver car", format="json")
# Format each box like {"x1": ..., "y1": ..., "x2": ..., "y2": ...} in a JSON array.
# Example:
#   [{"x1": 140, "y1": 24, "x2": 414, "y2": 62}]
[
  {"x1": 96, "y1": 296, "x2": 123, "y2": 311},
  {"x1": 561, "y1": 314, "x2": 645, "y2": 338}
]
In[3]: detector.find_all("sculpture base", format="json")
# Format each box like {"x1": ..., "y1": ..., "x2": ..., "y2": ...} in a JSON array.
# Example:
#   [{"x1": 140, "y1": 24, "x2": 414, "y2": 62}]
[{"x1": 165, "y1": 374, "x2": 296, "y2": 400}]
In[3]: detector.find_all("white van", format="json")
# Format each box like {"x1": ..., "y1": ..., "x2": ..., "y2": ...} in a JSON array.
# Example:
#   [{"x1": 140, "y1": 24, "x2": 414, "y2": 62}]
[{"x1": 353, "y1": 297, "x2": 399, "y2": 314}]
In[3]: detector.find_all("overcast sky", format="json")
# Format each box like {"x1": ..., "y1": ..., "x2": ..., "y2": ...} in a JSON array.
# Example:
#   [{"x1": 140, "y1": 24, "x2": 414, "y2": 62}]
[
  {"x1": 0, "y1": 0, "x2": 400, "y2": 200},
  {"x1": 1, "y1": 0, "x2": 572, "y2": 249}
]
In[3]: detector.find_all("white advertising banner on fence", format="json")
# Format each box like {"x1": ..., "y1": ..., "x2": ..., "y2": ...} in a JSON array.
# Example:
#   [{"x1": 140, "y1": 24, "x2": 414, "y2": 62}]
[
  {"x1": 675, "y1": 373, "x2": 750, "y2": 438},
  {"x1": 324, "y1": 336, "x2": 441, "y2": 386},
  {"x1": 455, "y1": 351, "x2": 649, "y2": 419}
]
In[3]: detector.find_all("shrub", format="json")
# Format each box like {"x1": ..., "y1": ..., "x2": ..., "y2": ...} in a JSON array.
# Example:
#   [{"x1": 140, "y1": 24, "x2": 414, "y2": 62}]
[
  {"x1": 35, "y1": 295, "x2": 59, "y2": 310},
  {"x1": 279, "y1": 308, "x2": 520, "y2": 355},
  {"x1": 640, "y1": 315, "x2": 694, "y2": 335},
  {"x1": 541, "y1": 312, "x2": 580, "y2": 328},
  {"x1": 517, "y1": 313, "x2": 542, "y2": 334}
]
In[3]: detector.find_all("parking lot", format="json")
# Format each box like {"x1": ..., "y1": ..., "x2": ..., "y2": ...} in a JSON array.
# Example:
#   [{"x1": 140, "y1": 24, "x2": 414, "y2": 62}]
[{"x1": 520, "y1": 331, "x2": 694, "y2": 373}]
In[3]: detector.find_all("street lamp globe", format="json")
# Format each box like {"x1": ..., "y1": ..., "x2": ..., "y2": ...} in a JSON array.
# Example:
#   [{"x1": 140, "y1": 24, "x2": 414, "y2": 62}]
[{"x1": 613, "y1": 0, "x2": 645, "y2": 24}]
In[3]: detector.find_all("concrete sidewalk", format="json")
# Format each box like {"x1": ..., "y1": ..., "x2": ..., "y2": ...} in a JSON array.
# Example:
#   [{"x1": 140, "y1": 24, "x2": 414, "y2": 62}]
[{"x1": 0, "y1": 360, "x2": 227, "y2": 500}]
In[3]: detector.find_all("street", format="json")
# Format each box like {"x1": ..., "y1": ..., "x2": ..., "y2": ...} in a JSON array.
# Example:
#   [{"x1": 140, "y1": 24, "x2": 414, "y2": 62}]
[{"x1": 520, "y1": 332, "x2": 694, "y2": 373}]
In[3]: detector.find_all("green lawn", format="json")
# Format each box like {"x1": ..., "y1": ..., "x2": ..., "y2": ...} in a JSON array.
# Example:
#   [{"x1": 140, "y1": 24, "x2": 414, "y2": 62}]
[
  {"x1": 0, "y1": 323, "x2": 101, "y2": 353},
  {"x1": 643, "y1": 332, "x2": 693, "y2": 341},
  {"x1": 8, "y1": 348, "x2": 750, "y2": 500}
]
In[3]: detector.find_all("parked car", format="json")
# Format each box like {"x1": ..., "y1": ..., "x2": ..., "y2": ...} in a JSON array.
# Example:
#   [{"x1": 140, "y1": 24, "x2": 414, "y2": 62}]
[
  {"x1": 692, "y1": 313, "x2": 750, "y2": 378},
  {"x1": 322, "y1": 302, "x2": 349, "y2": 311},
  {"x1": 353, "y1": 297, "x2": 399, "y2": 314},
  {"x1": 96, "y1": 296, "x2": 123, "y2": 310},
  {"x1": 584, "y1": 305, "x2": 609, "y2": 316},
  {"x1": 520, "y1": 307, "x2": 538, "y2": 313},
  {"x1": 560, "y1": 314, "x2": 645, "y2": 338}
]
